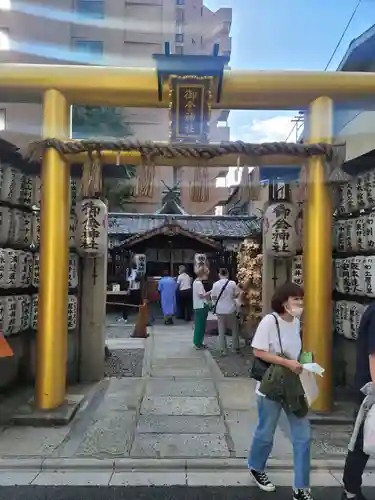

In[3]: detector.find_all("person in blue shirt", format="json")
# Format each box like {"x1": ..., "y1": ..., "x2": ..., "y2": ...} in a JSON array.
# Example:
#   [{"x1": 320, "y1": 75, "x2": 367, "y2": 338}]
[{"x1": 158, "y1": 269, "x2": 177, "y2": 325}]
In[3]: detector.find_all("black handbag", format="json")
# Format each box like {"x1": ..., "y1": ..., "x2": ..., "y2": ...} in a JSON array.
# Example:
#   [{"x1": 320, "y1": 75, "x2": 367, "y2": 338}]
[{"x1": 249, "y1": 314, "x2": 282, "y2": 382}]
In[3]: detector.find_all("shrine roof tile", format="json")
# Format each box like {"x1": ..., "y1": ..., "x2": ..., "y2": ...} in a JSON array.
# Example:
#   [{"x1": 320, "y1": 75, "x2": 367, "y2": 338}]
[{"x1": 108, "y1": 213, "x2": 260, "y2": 239}]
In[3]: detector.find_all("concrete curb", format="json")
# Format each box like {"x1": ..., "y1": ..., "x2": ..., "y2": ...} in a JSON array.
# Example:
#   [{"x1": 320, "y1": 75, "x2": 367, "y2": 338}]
[{"x1": 0, "y1": 457, "x2": 374, "y2": 472}]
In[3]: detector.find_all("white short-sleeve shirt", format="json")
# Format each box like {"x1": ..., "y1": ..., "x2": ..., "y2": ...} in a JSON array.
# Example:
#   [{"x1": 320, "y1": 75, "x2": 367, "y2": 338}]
[
  {"x1": 177, "y1": 272, "x2": 192, "y2": 291},
  {"x1": 193, "y1": 279, "x2": 206, "y2": 309},
  {"x1": 251, "y1": 313, "x2": 301, "y2": 395},
  {"x1": 211, "y1": 279, "x2": 239, "y2": 314}
]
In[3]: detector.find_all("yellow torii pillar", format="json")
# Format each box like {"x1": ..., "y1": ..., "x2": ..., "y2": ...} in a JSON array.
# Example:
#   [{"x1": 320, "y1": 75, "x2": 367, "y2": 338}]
[
  {"x1": 303, "y1": 96, "x2": 333, "y2": 413},
  {"x1": 35, "y1": 89, "x2": 70, "y2": 410}
]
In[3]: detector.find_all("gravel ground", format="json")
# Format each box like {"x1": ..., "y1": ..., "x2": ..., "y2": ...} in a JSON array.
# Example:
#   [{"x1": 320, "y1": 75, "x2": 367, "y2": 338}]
[
  {"x1": 104, "y1": 348, "x2": 144, "y2": 378},
  {"x1": 204, "y1": 335, "x2": 254, "y2": 377}
]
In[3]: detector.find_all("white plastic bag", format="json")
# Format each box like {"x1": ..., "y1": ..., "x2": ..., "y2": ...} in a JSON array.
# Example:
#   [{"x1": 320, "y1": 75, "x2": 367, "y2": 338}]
[
  {"x1": 363, "y1": 404, "x2": 375, "y2": 456},
  {"x1": 299, "y1": 370, "x2": 319, "y2": 406}
]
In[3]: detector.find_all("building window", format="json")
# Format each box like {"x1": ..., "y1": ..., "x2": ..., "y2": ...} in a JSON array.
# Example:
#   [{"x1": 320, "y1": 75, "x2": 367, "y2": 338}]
[
  {"x1": 175, "y1": 33, "x2": 184, "y2": 43},
  {"x1": 175, "y1": 45, "x2": 183, "y2": 55},
  {"x1": 176, "y1": 0, "x2": 184, "y2": 5},
  {"x1": 0, "y1": 28, "x2": 9, "y2": 50},
  {"x1": 175, "y1": 22, "x2": 183, "y2": 34},
  {"x1": 72, "y1": 39, "x2": 103, "y2": 55},
  {"x1": 0, "y1": 108, "x2": 6, "y2": 131},
  {"x1": 176, "y1": 8, "x2": 184, "y2": 22},
  {"x1": 76, "y1": 0, "x2": 104, "y2": 18}
]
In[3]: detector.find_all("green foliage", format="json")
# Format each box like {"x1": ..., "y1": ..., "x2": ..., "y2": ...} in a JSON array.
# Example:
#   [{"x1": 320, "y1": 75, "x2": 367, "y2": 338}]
[
  {"x1": 103, "y1": 165, "x2": 137, "y2": 212},
  {"x1": 71, "y1": 105, "x2": 133, "y2": 138},
  {"x1": 72, "y1": 106, "x2": 135, "y2": 211}
]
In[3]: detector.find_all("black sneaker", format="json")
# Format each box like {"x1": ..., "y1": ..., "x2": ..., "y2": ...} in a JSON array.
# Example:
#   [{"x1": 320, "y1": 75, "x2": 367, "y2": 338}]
[
  {"x1": 293, "y1": 489, "x2": 314, "y2": 500},
  {"x1": 249, "y1": 469, "x2": 276, "y2": 492}
]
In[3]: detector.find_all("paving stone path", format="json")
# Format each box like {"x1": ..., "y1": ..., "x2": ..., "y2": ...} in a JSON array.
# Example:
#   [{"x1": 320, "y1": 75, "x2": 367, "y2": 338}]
[{"x1": 0, "y1": 323, "x2": 363, "y2": 462}]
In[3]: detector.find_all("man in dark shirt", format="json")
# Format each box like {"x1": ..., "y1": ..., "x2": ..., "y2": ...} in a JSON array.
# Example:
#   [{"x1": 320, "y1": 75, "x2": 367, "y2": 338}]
[{"x1": 342, "y1": 302, "x2": 375, "y2": 500}]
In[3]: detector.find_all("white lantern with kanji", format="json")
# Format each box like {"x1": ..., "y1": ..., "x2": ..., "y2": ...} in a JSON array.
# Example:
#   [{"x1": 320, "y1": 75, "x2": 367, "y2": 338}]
[
  {"x1": 0, "y1": 250, "x2": 6, "y2": 288},
  {"x1": 3, "y1": 296, "x2": 17, "y2": 336},
  {"x1": 0, "y1": 206, "x2": 11, "y2": 245},
  {"x1": 336, "y1": 220, "x2": 347, "y2": 253},
  {"x1": 346, "y1": 181, "x2": 358, "y2": 213},
  {"x1": 334, "y1": 301, "x2": 343, "y2": 336},
  {"x1": 4, "y1": 249, "x2": 18, "y2": 289},
  {"x1": 19, "y1": 294, "x2": 31, "y2": 331},
  {"x1": 349, "y1": 302, "x2": 365, "y2": 341},
  {"x1": 68, "y1": 253, "x2": 79, "y2": 289},
  {"x1": 341, "y1": 258, "x2": 352, "y2": 294},
  {"x1": 68, "y1": 295, "x2": 78, "y2": 330},
  {"x1": 364, "y1": 257, "x2": 375, "y2": 298},
  {"x1": 350, "y1": 256, "x2": 365, "y2": 296},
  {"x1": 20, "y1": 176, "x2": 34, "y2": 207},
  {"x1": 365, "y1": 170, "x2": 375, "y2": 208},
  {"x1": 345, "y1": 219, "x2": 356, "y2": 252},
  {"x1": 76, "y1": 199, "x2": 108, "y2": 257},
  {"x1": 134, "y1": 254, "x2": 146, "y2": 274},
  {"x1": 337, "y1": 184, "x2": 349, "y2": 215},
  {"x1": 367, "y1": 213, "x2": 375, "y2": 251},
  {"x1": 291, "y1": 255, "x2": 303, "y2": 286},
  {"x1": 69, "y1": 211, "x2": 78, "y2": 248},
  {"x1": 334, "y1": 259, "x2": 345, "y2": 294},
  {"x1": 1, "y1": 166, "x2": 22, "y2": 204},
  {"x1": 194, "y1": 253, "x2": 207, "y2": 273},
  {"x1": 356, "y1": 175, "x2": 368, "y2": 209},
  {"x1": 341, "y1": 300, "x2": 351, "y2": 339},
  {"x1": 356, "y1": 216, "x2": 367, "y2": 252},
  {"x1": 32, "y1": 253, "x2": 40, "y2": 288},
  {"x1": 32, "y1": 176, "x2": 41, "y2": 208},
  {"x1": 30, "y1": 294, "x2": 38, "y2": 330},
  {"x1": 263, "y1": 201, "x2": 299, "y2": 257},
  {"x1": 32, "y1": 212, "x2": 40, "y2": 248},
  {"x1": 10, "y1": 209, "x2": 23, "y2": 245}
]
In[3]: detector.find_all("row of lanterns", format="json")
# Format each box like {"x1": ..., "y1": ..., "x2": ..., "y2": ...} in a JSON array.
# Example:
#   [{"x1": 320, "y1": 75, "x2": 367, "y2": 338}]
[
  {"x1": 334, "y1": 300, "x2": 367, "y2": 341},
  {"x1": 0, "y1": 164, "x2": 82, "y2": 210},
  {"x1": 0, "y1": 166, "x2": 40, "y2": 208},
  {"x1": 334, "y1": 256, "x2": 375, "y2": 297},
  {"x1": 1, "y1": 294, "x2": 78, "y2": 337},
  {"x1": 336, "y1": 171, "x2": 375, "y2": 216},
  {"x1": 263, "y1": 201, "x2": 303, "y2": 257},
  {"x1": 0, "y1": 199, "x2": 107, "y2": 257},
  {"x1": 333, "y1": 214, "x2": 375, "y2": 253},
  {"x1": 0, "y1": 250, "x2": 79, "y2": 289}
]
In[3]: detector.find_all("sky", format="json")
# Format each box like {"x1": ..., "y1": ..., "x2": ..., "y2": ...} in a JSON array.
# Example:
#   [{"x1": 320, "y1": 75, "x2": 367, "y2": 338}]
[{"x1": 203, "y1": 0, "x2": 375, "y2": 143}]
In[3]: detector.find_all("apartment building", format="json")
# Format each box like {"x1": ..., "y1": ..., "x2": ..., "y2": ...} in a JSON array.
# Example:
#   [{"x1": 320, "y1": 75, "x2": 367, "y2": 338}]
[{"x1": 0, "y1": 0, "x2": 232, "y2": 214}]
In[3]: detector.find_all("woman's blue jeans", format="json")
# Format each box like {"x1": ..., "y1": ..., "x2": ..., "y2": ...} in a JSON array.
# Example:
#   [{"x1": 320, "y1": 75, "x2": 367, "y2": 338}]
[{"x1": 248, "y1": 395, "x2": 311, "y2": 489}]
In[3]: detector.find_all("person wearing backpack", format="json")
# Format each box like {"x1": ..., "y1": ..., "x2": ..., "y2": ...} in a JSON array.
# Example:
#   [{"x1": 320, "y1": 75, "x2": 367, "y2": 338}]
[
  {"x1": 211, "y1": 268, "x2": 240, "y2": 356},
  {"x1": 248, "y1": 282, "x2": 314, "y2": 500}
]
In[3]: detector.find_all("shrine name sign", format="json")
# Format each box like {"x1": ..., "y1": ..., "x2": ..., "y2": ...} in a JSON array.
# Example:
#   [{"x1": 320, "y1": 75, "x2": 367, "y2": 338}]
[{"x1": 169, "y1": 76, "x2": 212, "y2": 143}]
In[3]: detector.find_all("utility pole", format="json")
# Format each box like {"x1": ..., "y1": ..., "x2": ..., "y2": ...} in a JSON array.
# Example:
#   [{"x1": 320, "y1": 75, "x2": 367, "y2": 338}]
[{"x1": 291, "y1": 111, "x2": 305, "y2": 142}]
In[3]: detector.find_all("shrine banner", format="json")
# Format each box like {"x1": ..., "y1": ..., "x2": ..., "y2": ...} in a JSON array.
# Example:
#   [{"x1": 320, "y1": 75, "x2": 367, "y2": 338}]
[{"x1": 169, "y1": 76, "x2": 212, "y2": 143}]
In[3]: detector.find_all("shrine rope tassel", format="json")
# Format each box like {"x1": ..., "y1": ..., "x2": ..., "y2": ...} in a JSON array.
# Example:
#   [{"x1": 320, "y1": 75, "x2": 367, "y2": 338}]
[
  {"x1": 190, "y1": 164, "x2": 209, "y2": 203},
  {"x1": 135, "y1": 157, "x2": 154, "y2": 198},
  {"x1": 249, "y1": 166, "x2": 261, "y2": 201},
  {"x1": 239, "y1": 165, "x2": 251, "y2": 201},
  {"x1": 81, "y1": 151, "x2": 103, "y2": 198}
]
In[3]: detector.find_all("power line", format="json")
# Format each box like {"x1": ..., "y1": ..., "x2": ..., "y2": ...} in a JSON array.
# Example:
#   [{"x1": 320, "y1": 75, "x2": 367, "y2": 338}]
[{"x1": 284, "y1": 0, "x2": 363, "y2": 141}]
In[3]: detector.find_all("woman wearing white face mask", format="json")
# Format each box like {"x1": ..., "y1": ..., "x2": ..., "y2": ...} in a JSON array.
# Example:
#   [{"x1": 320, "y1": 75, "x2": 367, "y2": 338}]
[{"x1": 248, "y1": 282, "x2": 313, "y2": 500}]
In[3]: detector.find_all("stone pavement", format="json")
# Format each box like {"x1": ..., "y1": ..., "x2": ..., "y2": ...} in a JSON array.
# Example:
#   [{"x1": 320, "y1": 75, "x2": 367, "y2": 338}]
[{"x1": 0, "y1": 322, "x2": 373, "y2": 486}]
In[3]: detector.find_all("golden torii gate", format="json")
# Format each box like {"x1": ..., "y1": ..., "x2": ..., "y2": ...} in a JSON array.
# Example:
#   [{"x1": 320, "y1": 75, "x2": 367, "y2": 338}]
[{"x1": 1, "y1": 64, "x2": 372, "y2": 414}]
